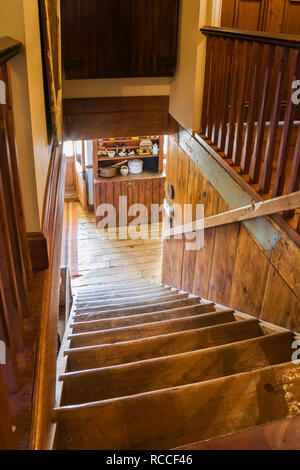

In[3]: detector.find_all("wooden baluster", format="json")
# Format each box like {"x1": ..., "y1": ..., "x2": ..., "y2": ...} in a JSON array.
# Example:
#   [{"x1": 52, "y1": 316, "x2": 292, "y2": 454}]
[
  {"x1": 260, "y1": 47, "x2": 290, "y2": 194},
  {"x1": 0, "y1": 69, "x2": 30, "y2": 317},
  {"x1": 200, "y1": 36, "x2": 213, "y2": 136},
  {"x1": 218, "y1": 38, "x2": 234, "y2": 153},
  {"x1": 232, "y1": 41, "x2": 252, "y2": 166},
  {"x1": 211, "y1": 38, "x2": 225, "y2": 146},
  {"x1": 250, "y1": 44, "x2": 276, "y2": 184},
  {"x1": 0, "y1": 294, "x2": 20, "y2": 393},
  {"x1": 240, "y1": 43, "x2": 264, "y2": 174},
  {"x1": 0, "y1": 178, "x2": 24, "y2": 353},
  {"x1": 0, "y1": 368, "x2": 19, "y2": 450},
  {"x1": 1, "y1": 64, "x2": 33, "y2": 286},
  {"x1": 283, "y1": 124, "x2": 300, "y2": 219},
  {"x1": 206, "y1": 38, "x2": 220, "y2": 141},
  {"x1": 224, "y1": 39, "x2": 243, "y2": 159},
  {"x1": 272, "y1": 49, "x2": 300, "y2": 197}
]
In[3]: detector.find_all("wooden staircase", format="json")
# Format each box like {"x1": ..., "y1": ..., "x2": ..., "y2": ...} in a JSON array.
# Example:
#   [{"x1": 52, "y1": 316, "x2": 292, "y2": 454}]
[{"x1": 53, "y1": 282, "x2": 300, "y2": 450}]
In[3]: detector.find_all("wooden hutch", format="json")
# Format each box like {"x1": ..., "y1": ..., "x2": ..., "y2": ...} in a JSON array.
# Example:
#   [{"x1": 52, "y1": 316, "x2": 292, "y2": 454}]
[{"x1": 93, "y1": 136, "x2": 166, "y2": 226}]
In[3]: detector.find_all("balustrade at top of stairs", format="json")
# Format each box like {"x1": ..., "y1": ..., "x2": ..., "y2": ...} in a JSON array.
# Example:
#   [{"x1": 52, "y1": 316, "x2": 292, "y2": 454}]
[{"x1": 53, "y1": 281, "x2": 300, "y2": 450}]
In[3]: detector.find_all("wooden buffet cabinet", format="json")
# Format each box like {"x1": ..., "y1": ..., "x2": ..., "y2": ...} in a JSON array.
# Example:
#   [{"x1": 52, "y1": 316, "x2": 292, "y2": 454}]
[{"x1": 93, "y1": 136, "x2": 166, "y2": 227}]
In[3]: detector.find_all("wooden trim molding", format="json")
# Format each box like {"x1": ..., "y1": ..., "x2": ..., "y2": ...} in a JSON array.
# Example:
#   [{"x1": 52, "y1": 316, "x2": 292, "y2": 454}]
[
  {"x1": 30, "y1": 144, "x2": 65, "y2": 449},
  {"x1": 27, "y1": 233, "x2": 49, "y2": 271},
  {"x1": 0, "y1": 37, "x2": 22, "y2": 65},
  {"x1": 200, "y1": 26, "x2": 300, "y2": 48}
]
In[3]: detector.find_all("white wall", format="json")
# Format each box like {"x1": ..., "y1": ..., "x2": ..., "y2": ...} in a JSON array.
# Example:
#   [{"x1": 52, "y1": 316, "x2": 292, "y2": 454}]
[
  {"x1": 23, "y1": 0, "x2": 51, "y2": 223},
  {"x1": 63, "y1": 75, "x2": 171, "y2": 99},
  {"x1": 169, "y1": 0, "x2": 222, "y2": 133},
  {"x1": 0, "y1": 0, "x2": 40, "y2": 231}
]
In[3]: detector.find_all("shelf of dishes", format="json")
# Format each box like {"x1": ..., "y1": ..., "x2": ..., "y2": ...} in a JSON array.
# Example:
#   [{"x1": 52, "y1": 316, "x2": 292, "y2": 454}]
[{"x1": 96, "y1": 138, "x2": 160, "y2": 159}]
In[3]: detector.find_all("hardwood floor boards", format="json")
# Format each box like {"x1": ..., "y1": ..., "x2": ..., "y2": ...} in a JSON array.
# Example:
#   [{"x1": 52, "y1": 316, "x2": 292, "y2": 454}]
[{"x1": 68, "y1": 203, "x2": 164, "y2": 292}]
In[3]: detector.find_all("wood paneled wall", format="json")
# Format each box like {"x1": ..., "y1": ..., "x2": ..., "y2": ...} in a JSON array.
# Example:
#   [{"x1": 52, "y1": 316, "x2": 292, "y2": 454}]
[
  {"x1": 162, "y1": 134, "x2": 300, "y2": 332},
  {"x1": 63, "y1": 96, "x2": 170, "y2": 141},
  {"x1": 221, "y1": 0, "x2": 300, "y2": 34}
]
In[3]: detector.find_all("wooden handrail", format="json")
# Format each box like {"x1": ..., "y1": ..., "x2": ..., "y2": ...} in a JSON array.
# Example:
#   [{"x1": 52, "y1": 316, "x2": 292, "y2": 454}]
[
  {"x1": 200, "y1": 26, "x2": 300, "y2": 49},
  {"x1": 163, "y1": 192, "x2": 300, "y2": 238},
  {"x1": 0, "y1": 37, "x2": 22, "y2": 65}
]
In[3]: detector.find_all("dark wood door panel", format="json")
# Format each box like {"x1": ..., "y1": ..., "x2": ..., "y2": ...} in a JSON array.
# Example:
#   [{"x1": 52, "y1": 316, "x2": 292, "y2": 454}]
[
  {"x1": 62, "y1": 0, "x2": 179, "y2": 79},
  {"x1": 221, "y1": 0, "x2": 300, "y2": 34}
]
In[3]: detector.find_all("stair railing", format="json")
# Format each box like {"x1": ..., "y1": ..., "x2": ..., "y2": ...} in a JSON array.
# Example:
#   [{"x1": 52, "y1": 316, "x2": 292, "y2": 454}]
[
  {"x1": 198, "y1": 26, "x2": 300, "y2": 240},
  {"x1": 163, "y1": 191, "x2": 300, "y2": 238},
  {"x1": 0, "y1": 37, "x2": 31, "y2": 449}
]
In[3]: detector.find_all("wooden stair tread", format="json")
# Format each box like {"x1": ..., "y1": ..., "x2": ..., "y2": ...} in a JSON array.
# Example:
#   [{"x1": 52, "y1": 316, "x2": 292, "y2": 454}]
[
  {"x1": 76, "y1": 287, "x2": 174, "y2": 302},
  {"x1": 76, "y1": 282, "x2": 160, "y2": 296},
  {"x1": 68, "y1": 310, "x2": 237, "y2": 348},
  {"x1": 74, "y1": 293, "x2": 190, "y2": 311},
  {"x1": 65, "y1": 319, "x2": 264, "y2": 372},
  {"x1": 54, "y1": 361, "x2": 300, "y2": 450},
  {"x1": 74, "y1": 297, "x2": 201, "y2": 319},
  {"x1": 60, "y1": 332, "x2": 294, "y2": 406},
  {"x1": 71, "y1": 303, "x2": 216, "y2": 333},
  {"x1": 76, "y1": 290, "x2": 180, "y2": 305},
  {"x1": 174, "y1": 414, "x2": 300, "y2": 450}
]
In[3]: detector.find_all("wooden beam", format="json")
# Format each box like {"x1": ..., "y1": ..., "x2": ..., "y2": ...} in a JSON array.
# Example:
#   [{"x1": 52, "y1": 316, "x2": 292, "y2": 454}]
[
  {"x1": 163, "y1": 191, "x2": 300, "y2": 238},
  {"x1": 63, "y1": 96, "x2": 170, "y2": 140}
]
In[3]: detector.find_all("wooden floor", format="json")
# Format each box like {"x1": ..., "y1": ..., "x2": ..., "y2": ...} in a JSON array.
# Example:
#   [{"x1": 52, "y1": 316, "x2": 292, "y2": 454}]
[{"x1": 67, "y1": 203, "x2": 163, "y2": 293}]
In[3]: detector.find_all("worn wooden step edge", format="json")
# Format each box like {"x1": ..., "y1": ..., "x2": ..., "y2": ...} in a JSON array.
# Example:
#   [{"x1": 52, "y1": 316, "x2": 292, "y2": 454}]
[
  {"x1": 76, "y1": 286, "x2": 173, "y2": 301},
  {"x1": 74, "y1": 297, "x2": 201, "y2": 317},
  {"x1": 76, "y1": 290, "x2": 177, "y2": 304},
  {"x1": 53, "y1": 362, "x2": 300, "y2": 450},
  {"x1": 71, "y1": 303, "x2": 217, "y2": 333},
  {"x1": 173, "y1": 414, "x2": 300, "y2": 450},
  {"x1": 74, "y1": 293, "x2": 190, "y2": 311},
  {"x1": 68, "y1": 310, "x2": 237, "y2": 348},
  {"x1": 64, "y1": 319, "x2": 265, "y2": 371},
  {"x1": 59, "y1": 332, "x2": 295, "y2": 407},
  {"x1": 75, "y1": 289, "x2": 183, "y2": 306},
  {"x1": 76, "y1": 282, "x2": 162, "y2": 296}
]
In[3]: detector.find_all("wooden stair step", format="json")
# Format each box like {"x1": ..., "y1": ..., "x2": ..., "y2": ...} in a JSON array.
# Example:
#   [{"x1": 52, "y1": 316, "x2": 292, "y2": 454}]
[
  {"x1": 75, "y1": 292, "x2": 188, "y2": 311},
  {"x1": 68, "y1": 310, "x2": 237, "y2": 348},
  {"x1": 174, "y1": 414, "x2": 300, "y2": 450},
  {"x1": 54, "y1": 362, "x2": 300, "y2": 450},
  {"x1": 71, "y1": 303, "x2": 216, "y2": 333},
  {"x1": 65, "y1": 319, "x2": 265, "y2": 372},
  {"x1": 60, "y1": 332, "x2": 294, "y2": 406},
  {"x1": 76, "y1": 282, "x2": 159, "y2": 297},
  {"x1": 74, "y1": 297, "x2": 201, "y2": 320},
  {"x1": 76, "y1": 286, "x2": 172, "y2": 301}
]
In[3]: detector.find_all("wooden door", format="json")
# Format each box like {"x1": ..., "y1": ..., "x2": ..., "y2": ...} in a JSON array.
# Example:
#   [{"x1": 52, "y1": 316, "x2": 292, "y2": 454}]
[
  {"x1": 62, "y1": 0, "x2": 179, "y2": 79},
  {"x1": 74, "y1": 141, "x2": 88, "y2": 209}
]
